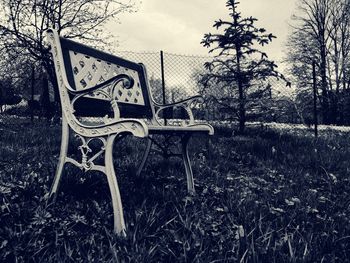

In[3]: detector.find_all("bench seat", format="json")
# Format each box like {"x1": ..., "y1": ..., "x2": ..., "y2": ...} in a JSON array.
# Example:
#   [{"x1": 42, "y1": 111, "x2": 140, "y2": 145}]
[{"x1": 148, "y1": 124, "x2": 213, "y2": 134}]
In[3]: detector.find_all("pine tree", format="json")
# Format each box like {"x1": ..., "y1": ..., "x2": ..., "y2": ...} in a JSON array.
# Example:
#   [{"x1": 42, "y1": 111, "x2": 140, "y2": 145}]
[{"x1": 201, "y1": 0, "x2": 288, "y2": 133}]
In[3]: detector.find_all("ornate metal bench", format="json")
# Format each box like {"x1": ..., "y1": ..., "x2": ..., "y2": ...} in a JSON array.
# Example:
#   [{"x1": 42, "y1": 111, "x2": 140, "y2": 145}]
[{"x1": 46, "y1": 29, "x2": 214, "y2": 236}]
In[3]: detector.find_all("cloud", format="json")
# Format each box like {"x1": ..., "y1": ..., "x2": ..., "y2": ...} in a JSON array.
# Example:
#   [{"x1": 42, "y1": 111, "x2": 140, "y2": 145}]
[
  {"x1": 110, "y1": 0, "x2": 297, "y2": 62},
  {"x1": 110, "y1": 0, "x2": 230, "y2": 54}
]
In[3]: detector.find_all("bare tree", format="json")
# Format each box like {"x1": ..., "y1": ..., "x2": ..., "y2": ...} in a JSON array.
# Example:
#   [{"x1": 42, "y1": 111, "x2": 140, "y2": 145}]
[
  {"x1": 0, "y1": 0, "x2": 136, "y2": 101},
  {"x1": 286, "y1": 0, "x2": 350, "y2": 124}
]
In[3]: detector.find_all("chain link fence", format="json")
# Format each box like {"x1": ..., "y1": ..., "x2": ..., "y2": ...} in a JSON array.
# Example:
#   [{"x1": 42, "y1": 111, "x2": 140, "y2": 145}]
[
  {"x1": 0, "y1": 49, "x2": 304, "y2": 126},
  {"x1": 115, "y1": 50, "x2": 298, "y2": 124},
  {"x1": 114, "y1": 51, "x2": 209, "y2": 103}
]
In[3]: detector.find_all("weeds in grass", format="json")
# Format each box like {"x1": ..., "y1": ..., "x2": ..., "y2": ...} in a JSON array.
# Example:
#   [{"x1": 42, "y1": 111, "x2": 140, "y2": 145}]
[{"x1": 0, "y1": 119, "x2": 350, "y2": 262}]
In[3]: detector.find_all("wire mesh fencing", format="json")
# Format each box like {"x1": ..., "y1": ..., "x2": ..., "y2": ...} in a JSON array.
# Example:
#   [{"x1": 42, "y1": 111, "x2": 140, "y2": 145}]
[
  {"x1": 0, "y1": 49, "x2": 309, "y2": 127},
  {"x1": 114, "y1": 50, "x2": 209, "y2": 104},
  {"x1": 115, "y1": 50, "x2": 299, "y2": 124}
]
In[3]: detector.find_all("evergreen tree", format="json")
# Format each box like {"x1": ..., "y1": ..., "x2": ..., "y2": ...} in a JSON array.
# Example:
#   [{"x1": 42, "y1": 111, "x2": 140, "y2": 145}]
[{"x1": 201, "y1": 0, "x2": 288, "y2": 133}]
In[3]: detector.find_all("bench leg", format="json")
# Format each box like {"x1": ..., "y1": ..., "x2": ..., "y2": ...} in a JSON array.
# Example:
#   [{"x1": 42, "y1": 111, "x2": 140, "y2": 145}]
[
  {"x1": 105, "y1": 134, "x2": 126, "y2": 236},
  {"x1": 49, "y1": 116, "x2": 69, "y2": 200},
  {"x1": 136, "y1": 137, "x2": 152, "y2": 176},
  {"x1": 181, "y1": 134, "x2": 195, "y2": 194}
]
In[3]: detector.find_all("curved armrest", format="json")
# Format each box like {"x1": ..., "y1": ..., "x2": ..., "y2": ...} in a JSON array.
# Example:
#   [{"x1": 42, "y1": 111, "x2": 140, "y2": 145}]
[
  {"x1": 153, "y1": 95, "x2": 205, "y2": 126},
  {"x1": 69, "y1": 74, "x2": 134, "y2": 95},
  {"x1": 68, "y1": 114, "x2": 149, "y2": 138},
  {"x1": 152, "y1": 95, "x2": 204, "y2": 108},
  {"x1": 70, "y1": 74, "x2": 134, "y2": 119}
]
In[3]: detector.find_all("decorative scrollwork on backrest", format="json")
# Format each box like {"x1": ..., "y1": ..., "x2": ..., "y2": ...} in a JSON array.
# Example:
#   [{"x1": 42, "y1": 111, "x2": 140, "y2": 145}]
[
  {"x1": 69, "y1": 51, "x2": 146, "y2": 106},
  {"x1": 47, "y1": 29, "x2": 154, "y2": 125}
]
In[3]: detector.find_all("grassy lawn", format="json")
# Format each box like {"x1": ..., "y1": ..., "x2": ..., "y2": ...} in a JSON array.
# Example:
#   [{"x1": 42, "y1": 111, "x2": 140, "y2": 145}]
[{"x1": 1, "y1": 118, "x2": 350, "y2": 262}]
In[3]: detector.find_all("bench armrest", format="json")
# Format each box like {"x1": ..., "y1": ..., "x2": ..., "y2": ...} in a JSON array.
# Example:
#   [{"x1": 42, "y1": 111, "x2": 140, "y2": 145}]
[
  {"x1": 68, "y1": 115, "x2": 149, "y2": 138},
  {"x1": 153, "y1": 95, "x2": 205, "y2": 126},
  {"x1": 70, "y1": 74, "x2": 134, "y2": 119},
  {"x1": 69, "y1": 74, "x2": 134, "y2": 95},
  {"x1": 152, "y1": 95, "x2": 204, "y2": 108}
]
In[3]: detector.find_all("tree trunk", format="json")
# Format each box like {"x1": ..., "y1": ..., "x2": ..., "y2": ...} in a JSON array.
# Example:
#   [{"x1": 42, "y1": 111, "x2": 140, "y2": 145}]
[
  {"x1": 235, "y1": 46, "x2": 245, "y2": 134},
  {"x1": 41, "y1": 74, "x2": 51, "y2": 122},
  {"x1": 43, "y1": 58, "x2": 61, "y2": 120},
  {"x1": 31, "y1": 66, "x2": 35, "y2": 123},
  {"x1": 320, "y1": 43, "x2": 330, "y2": 124}
]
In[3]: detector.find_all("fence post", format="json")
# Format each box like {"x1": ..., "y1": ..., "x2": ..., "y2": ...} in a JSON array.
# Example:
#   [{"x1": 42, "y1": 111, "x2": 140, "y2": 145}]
[
  {"x1": 312, "y1": 60, "x2": 318, "y2": 137},
  {"x1": 31, "y1": 66, "x2": 35, "y2": 123},
  {"x1": 160, "y1": 50, "x2": 167, "y2": 125}
]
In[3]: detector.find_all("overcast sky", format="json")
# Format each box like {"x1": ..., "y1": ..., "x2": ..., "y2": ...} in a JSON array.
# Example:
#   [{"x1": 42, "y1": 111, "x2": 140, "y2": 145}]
[{"x1": 112, "y1": 0, "x2": 298, "y2": 64}]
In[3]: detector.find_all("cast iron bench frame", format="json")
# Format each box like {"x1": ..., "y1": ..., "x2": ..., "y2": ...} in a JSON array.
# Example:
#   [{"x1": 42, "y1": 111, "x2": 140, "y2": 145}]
[{"x1": 46, "y1": 29, "x2": 214, "y2": 236}]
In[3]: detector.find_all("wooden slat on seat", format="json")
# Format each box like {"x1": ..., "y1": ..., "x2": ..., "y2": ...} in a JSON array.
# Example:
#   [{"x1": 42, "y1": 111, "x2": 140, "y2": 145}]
[{"x1": 148, "y1": 125, "x2": 214, "y2": 135}]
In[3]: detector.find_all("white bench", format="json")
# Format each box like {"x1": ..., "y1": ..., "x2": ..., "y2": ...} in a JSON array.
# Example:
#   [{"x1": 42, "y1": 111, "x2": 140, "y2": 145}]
[{"x1": 46, "y1": 29, "x2": 214, "y2": 236}]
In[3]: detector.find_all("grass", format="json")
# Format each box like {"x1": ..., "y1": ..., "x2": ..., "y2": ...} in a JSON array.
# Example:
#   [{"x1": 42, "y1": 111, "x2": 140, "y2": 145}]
[{"x1": 1, "y1": 117, "x2": 350, "y2": 262}]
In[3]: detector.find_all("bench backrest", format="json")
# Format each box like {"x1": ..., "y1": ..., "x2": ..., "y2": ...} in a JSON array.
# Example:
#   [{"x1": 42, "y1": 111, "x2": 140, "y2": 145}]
[{"x1": 47, "y1": 29, "x2": 154, "y2": 119}]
